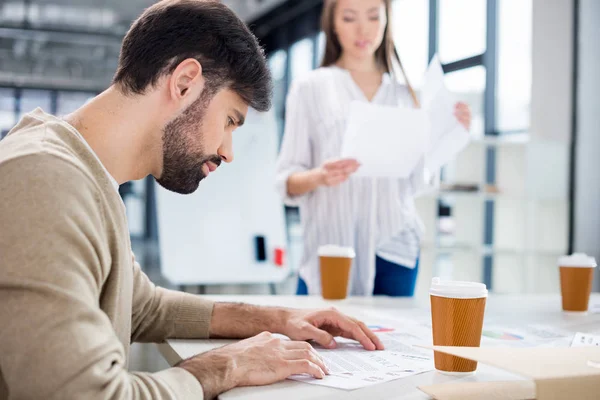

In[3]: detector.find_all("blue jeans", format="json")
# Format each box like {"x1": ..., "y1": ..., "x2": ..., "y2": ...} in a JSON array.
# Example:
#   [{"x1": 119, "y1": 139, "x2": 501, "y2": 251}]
[{"x1": 296, "y1": 255, "x2": 419, "y2": 297}]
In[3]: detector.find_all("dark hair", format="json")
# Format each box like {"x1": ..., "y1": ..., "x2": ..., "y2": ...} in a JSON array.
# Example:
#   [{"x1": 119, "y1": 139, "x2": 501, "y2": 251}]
[
  {"x1": 113, "y1": 0, "x2": 272, "y2": 112},
  {"x1": 320, "y1": 0, "x2": 419, "y2": 107}
]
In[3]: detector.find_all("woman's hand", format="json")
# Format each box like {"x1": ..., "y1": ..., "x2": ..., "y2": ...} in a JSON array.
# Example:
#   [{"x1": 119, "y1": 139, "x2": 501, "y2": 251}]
[
  {"x1": 317, "y1": 159, "x2": 360, "y2": 187},
  {"x1": 455, "y1": 102, "x2": 472, "y2": 131}
]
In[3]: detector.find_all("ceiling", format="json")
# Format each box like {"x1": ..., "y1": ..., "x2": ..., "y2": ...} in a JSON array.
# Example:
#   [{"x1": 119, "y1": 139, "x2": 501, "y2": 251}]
[{"x1": 0, "y1": 0, "x2": 287, "y2": 90}]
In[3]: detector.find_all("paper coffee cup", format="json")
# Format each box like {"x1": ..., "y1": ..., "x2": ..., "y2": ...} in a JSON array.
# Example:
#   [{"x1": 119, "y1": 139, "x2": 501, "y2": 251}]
[
  {"x1": 429, "y1": 278, "x2": 488, "y2": 375},
  {"x1": 558, "y1": 253, "x2": 597, "y2": 313},
  {"x1": 318, "y1": 245, "x2": 355, "y2": 300}
]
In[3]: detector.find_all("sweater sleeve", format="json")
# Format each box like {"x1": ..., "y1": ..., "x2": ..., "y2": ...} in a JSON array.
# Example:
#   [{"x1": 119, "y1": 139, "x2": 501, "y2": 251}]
[
  {"x1": 0, "y1": 154, "x2": 204, "y2": 400},
  {"x1": 130, "y1": 256, "x2": 215, "y2": 343}
]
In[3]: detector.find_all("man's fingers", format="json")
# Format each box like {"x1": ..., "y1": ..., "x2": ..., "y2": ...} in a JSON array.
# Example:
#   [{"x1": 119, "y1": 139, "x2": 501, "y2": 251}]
[
  {"x1": 284, "y1": 340, "x2": 331, "y2": 366},
  {"x1": 327, "y1": 312, "x2": 376, "y2": 351},
  {"x1": 284, "y1": 349, "x2": 330, "y2": 375},
  {"x1": 301, "y1": 324, "x2": 337, "y2": 349},
  {"x1": 356, "y1": 320, "x2": 385, "y2": 350},
  {"x1": 287, "y1": 360, "x2": 326, "y2": 379}
]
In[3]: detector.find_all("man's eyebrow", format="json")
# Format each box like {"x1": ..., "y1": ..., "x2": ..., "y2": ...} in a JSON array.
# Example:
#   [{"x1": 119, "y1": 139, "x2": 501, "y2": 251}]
[{"x1": 234, "y1": 109, "x2": 245, "y2": 127}]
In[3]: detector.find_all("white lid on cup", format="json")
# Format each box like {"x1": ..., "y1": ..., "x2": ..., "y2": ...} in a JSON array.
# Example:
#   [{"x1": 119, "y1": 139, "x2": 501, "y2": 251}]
[
  {"x1": 558, "y1": 253, "x2": 597, "y2": 268},
  {"x1": 318, "y1": 245, "x2": 356, "y2": 258},
  {"x1": 429, "y1": 277, "x2": 488, "y2": 299}
]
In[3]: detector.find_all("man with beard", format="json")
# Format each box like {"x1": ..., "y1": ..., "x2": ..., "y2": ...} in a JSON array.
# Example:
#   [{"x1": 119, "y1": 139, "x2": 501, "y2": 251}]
[{"x1": 0, "y1": 1, "x2": 385, "y2": 400}]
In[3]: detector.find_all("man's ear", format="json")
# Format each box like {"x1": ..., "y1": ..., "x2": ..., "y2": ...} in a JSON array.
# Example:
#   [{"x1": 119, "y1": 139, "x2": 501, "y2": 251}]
[{"x1": 169, "y1": 58, "x2": 204, "y2": 101}]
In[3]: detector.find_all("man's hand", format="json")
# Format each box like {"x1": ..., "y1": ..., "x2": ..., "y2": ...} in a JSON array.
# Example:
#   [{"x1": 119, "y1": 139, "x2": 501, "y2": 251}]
[
  {"x1": 209, "y1": 303, "x2": 385, "y2": 352},
  {"x1": 178, "y1": 332, "x2": 329, "y2": 400},
  {"x1": 280, "y1": 307, "x2": 385, "y2": 351}
]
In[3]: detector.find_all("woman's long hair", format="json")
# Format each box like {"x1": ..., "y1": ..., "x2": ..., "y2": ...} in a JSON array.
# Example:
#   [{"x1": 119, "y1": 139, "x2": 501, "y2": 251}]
[{"x1": 320, "y1": 0, "x2": 419, "y2": 107}]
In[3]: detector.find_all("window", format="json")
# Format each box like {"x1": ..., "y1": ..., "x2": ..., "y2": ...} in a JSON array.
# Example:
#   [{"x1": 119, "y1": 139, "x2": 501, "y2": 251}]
[
  {"x1": 269, "y1": 50, "x2": 287, "y2": 83},
  {"x1": 57, "y1": 91, "x2": 95, "y2": 116},
  {"x1": 268, "y1": 50, "x2": 288, "y2": 139},
  {"x1": 289, "y1": 38, "x2": 314, "y2": 82},
  {"x1": 19, "y1": 90, "x2": 52, "y2": 118},
  {"x1": 392, "y1": 0, "x2": 429, "y2": 87},
  {"x1": 0, "y1": 88, "x2": 16, "y2": 137},
  {"x1": 438, "y1": 0, "x2": 486, "y2": 63},
  {"x1": 497, "y1": 0, "x2": 532, "y2": 132},
  {"x1": 316, "y1": 31, "x2": 326, "y2": 67}
]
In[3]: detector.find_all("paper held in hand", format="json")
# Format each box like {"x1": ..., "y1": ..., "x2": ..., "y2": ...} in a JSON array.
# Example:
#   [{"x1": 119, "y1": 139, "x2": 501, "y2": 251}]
[
  {"x1": 421, "y1": 55, "x2": 471, "y2": 172},
  {"x1": 340, "y1": 54, "x2": 470, "y2": 178},
  {"x1": 340, "y1": 102, "x2": 429, "y2": 178}
]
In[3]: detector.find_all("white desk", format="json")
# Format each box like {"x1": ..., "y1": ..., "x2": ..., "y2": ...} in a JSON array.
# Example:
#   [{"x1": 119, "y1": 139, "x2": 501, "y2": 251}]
[{"x1": 158, "y1": 294, "x2": 600, "y2": 400}]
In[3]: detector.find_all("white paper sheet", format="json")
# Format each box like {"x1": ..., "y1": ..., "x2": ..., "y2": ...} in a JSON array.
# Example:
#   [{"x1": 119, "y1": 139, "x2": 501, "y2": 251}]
[
  {"x1": 340, "y1": 101, "x2": 429, "y2": 178},
  {"x1": 480, "y1": 324, "x2": 573, "y2": 348},
  {"x1": 571, "y1": 332, "x2": 600, "y2": 347},
  {"x1": 289, "y1": 322, "x2": 434, "y2": 390},
  {"x1": 421, "y1": 55, "x2": 471, "y2": 171}
]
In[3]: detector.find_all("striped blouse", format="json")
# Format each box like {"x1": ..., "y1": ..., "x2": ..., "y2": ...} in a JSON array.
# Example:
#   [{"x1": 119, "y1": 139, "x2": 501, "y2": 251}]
[{"x1": 275, "y1": 66, "x2": 439, "y2": 296}]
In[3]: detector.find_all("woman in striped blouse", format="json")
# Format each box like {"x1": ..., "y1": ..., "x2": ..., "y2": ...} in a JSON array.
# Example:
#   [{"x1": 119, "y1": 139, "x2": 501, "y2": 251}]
[{"x1": 276, "y1": 0, "x2": 471, "y2": 297}]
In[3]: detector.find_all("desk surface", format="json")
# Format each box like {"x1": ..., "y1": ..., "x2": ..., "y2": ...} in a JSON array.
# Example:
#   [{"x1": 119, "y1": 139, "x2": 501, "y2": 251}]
[{"x1": 159, "y1": 294, "x2": 600, "y2": 400}]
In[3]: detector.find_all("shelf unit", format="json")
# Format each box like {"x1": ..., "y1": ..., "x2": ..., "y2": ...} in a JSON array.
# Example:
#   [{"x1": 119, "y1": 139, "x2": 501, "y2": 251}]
[{"x1": 415, "y1": 133, "x2": 570, "y2": 295}]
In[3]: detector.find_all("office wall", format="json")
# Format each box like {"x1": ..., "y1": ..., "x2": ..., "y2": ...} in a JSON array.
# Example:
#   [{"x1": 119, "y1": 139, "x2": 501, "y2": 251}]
[{"x1": 574, "y1": 0, "x2": 600, "y2": 289}]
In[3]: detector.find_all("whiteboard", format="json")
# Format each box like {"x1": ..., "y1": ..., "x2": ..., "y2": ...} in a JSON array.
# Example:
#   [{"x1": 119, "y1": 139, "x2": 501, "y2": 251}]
[{"x1": 156, "y1": 109, "x2": 289, "y2": 285}]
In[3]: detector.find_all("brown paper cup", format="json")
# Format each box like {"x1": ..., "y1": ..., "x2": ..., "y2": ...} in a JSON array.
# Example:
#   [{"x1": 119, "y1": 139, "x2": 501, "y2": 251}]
[
  {"x1": 558, "y1": 253, "x2": 597, "y2": 314},
  {"x1": 320, "y1": 256, "x2": 352, "y2": 300},
  {"x1": 560, "y1": 267, "x2": 594, "y2": 312},
  {"x1": 318, "y1": 245, "x2": 355, "y2": 300},
  {"x1": 429, "y1": 278, "x2": 488, "y2": 375}
]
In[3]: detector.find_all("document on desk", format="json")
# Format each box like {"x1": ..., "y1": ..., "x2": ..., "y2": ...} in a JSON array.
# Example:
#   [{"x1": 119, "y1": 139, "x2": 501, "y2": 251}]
[
  {"x1": 571, "y1": 332, "x2": 600, "y2": 347},
  {"x1": 340, "y1": 101, "x2": 429, "y2": 178},
  {"x1": 289, "y1": 324, "x2": 434, "y2": 390},
  {"x1": 480, "y1": 323, "x2": 573, "y2": 348},
  {"x1": 421, "y1": 55, "x2": 471, "y2": 171}
]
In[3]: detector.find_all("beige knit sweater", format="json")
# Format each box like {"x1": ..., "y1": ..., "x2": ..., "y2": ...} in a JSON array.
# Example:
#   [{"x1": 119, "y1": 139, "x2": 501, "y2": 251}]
[{"x1": 0, "y1": 109, "x2": 215, "y2": 399}]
